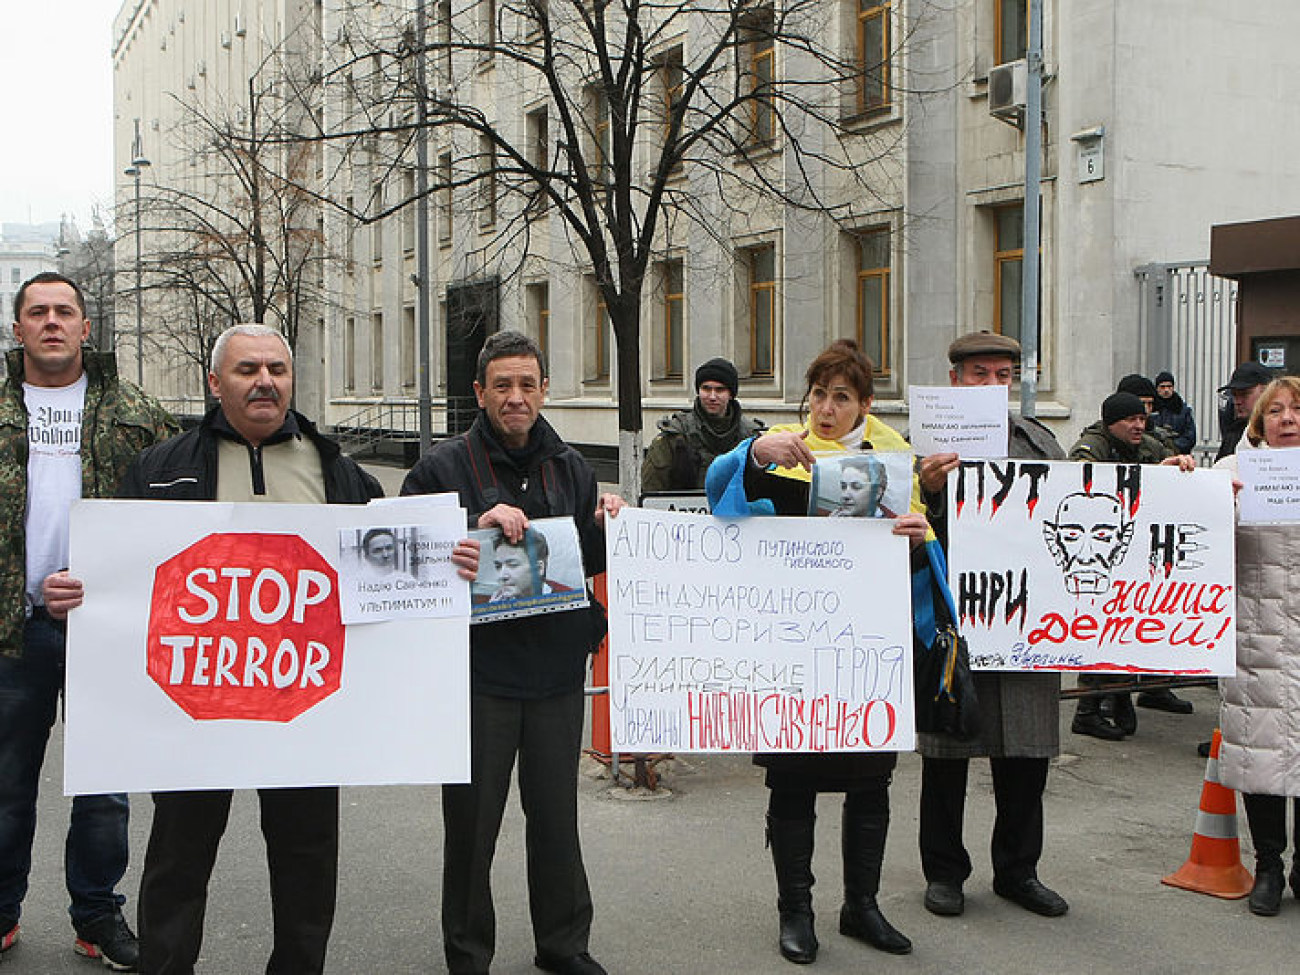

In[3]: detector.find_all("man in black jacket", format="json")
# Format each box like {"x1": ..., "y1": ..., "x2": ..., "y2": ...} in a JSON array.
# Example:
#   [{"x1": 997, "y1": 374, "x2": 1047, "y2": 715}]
[
  {"x1": 47, "y1": 324, "x2": 476, "y2": 975},
  {"x1": 402, "y1": 330, "x2": 624, "y2": 975}
]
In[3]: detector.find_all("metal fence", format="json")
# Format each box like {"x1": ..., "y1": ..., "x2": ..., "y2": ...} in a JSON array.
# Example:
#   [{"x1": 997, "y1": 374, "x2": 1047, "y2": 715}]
[{"x1": 1135, "y1": 262, "x2": 1238, "y2": 462}]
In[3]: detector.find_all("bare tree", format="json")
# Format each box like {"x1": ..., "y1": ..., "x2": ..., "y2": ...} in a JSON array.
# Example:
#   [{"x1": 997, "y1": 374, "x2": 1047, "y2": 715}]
[
  {"x1": 308, "y1": 0, "x2": 933, "y2": 490},
  {"x1": 132, "y1": 61, "x2": 341, "y2": 398},
  {"x1": 58, "y1": 209, "x2": 117, "y2": 352}
]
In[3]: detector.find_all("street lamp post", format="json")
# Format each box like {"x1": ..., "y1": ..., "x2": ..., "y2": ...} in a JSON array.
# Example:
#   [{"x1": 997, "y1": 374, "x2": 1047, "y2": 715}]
[{"x1": 124, "y1": 123, "x2": 151, "y2": 386}]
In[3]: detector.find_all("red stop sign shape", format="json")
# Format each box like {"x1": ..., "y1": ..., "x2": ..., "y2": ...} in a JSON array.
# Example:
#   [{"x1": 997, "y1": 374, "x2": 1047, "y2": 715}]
[{"x1": 146, "y1": 532, "x2": 345, "y2": 722}]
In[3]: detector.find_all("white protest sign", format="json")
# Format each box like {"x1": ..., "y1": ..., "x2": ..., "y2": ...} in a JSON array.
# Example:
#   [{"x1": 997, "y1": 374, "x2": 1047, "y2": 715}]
[
  {"x1": 907, "y1": 385, "x2": 1009, "y2": 458},
  {"x1": 64, "y1": 500, "x2": 471, "y2": 795},
  {"x1": 606, "y1": 508, "x2": 914, "y2": 754},
  {"x1": 1237, "y1": 447, "x2": 1300, "y2": 524},
  {"x1": 948, "y1": 460, "x2": 1236, "y2": 674},
  {"x1": 639, "y1": 492, "x2": 710, "y2": 514},
  {"x1": 338, "y1": 519, "x2": 471, "y2": 624}
]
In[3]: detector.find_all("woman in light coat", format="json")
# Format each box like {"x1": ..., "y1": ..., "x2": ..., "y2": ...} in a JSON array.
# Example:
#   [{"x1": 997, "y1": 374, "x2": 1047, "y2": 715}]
[{"x1": 1215, "y1": 375, "x2": 1300, "y2": 916}]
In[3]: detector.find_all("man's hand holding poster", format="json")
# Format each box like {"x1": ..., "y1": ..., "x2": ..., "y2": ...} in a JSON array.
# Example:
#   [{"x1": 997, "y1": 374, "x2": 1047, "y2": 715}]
[
  {"x1": 947, "y1": 459, "x2": 1236, "y2": 675},
  {"x1": 469, "y1": 516, "x2": 589, "y2": 622},
  {"x1": 64, "y1": 499, "x2": 472, "y2": 795},
  {"x1": 606, "y1": 507, "x2": 914, "y2": 754}
]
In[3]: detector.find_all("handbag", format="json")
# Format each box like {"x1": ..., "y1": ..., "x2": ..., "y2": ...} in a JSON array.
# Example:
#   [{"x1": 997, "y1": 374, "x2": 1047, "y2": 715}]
[{"x1": 913, "y1": 542, "x2": 981, "y2": 740}]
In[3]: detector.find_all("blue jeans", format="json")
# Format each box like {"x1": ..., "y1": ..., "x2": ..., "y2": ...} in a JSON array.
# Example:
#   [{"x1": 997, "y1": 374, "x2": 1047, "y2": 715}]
[{"x1": 0, "y1": 614, "x2": 129, "y2": 928}]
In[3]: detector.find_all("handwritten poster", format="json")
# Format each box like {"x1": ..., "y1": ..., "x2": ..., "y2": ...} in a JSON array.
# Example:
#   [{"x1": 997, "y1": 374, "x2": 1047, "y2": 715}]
[
  {"x1": 606, "y1": 508, "x2": 915, "y2": 754},
  {"x1": 64, "y1": 500, "x2": 471, "y2": 794},
  {"x1": 1237, "y1": 448, "x2": 1300, "y2": 524},
  {"x1": 947, "y1": 460, "x2": 1236, "y2": 674},
  {"x1": 907, "y1": 385, "x2": 1009, "y2": 458}
]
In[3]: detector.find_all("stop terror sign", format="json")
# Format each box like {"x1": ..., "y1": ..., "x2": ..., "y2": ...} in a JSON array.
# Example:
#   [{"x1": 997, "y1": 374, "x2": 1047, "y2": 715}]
[{"x1": 146, "y1": 532, "x2": 346, "y2": 722}]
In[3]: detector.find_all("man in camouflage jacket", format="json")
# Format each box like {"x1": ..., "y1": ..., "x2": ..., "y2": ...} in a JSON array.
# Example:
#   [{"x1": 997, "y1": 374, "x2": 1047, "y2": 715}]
[{"x1": 0, "y1": 272, "x2": 176, "y2": 969}]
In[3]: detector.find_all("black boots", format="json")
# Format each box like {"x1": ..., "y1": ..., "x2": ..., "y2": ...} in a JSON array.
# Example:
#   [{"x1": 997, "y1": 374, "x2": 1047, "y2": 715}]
[
  {"x1": 838, "y1": 808, "x2": 912, "y2": 955},
  {"x1": 1250, "y1": 860, "x2": 1284, "y2": 916},
  {"x1": 1072, "y1": 695, "x2": 1125, "y2": 740},
  {"x1": 767, "y1": 814, "x2": 818, "y2": 964}
]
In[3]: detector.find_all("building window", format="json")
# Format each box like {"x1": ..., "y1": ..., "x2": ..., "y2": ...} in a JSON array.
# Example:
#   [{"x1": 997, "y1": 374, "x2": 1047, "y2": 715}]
[
  {"x1": 435, "y1": 0, "x2": 451, "y2": 74},
  {"x1": 479, "y1": 0, "x2": 497, "y2": 49},
  {"x1": 402, "y1": 305, "x2": 416, "y2": 390},
  {"x1": 371, "y1": 183, "x2": 384, "y2": 264},
  {"x1": 994, "y1": 203, "x2": 1030, "y2": 346},
  {"x1": 741, "y1": 4, "x2": 776, "y2": 146},
  {"x1": 587, "y1": 84, "x2": 610, "y2": 182},
  {"x1": 856, "y1": 1, "x2": 891, "y2": 114},
  {"x1": 584, "y1": 275, "x2": 610, "y2": 383},
  {"x1": 855, "y1": 227, "x2": 890, "y2": 374},
  {"x1": 654, "y1": 258, "x2": 684, "y2": 380},
  {"x1": 526, "y1": 281, "x2": 550, "y2": 359},
  {"x1": 478, "y1": 135, "x2": 497, "y2": 229},
  {"x1": 344, "y1": 317, "x2": 356, "y2": 392},
  {"x1": 660, "y1": 47, "x2": 684, "y2": 173},
  {"x1": 526, "y1": 107, "x2": 549, "y2": 213},
  {"x1": 995, "y1": 0, "x2": 1028, "y2": 65},
  {"x1": 345, "y1": 194, "x2": 356, "y2": 267},
  {"x1": 746, "y1": 244, "x2": 776, "y2": 378},
  {"x1": 371, "y1": 311, "x2": 385, "y2": 391},
  {"x1": 402, "y1": 170, "x2": 416, "y2": 254},
  {"x1": 438, "y1": 152, "x2": 453, "y2": 245}
]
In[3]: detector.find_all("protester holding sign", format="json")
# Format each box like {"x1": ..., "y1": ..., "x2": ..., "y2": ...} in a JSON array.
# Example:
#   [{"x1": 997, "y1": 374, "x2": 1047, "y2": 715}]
[
  {"x1": 707, "y1": 338, "x2": 927, "y2": 964},
  {"x1": 913, "y1": 330, "x2": 1069, "y2": 921},
  {"x1": 401, "y1": 330, "x2": 624, "y2": 975},
  {"x1": 0, "y1": 272, "x2": 177, "y2": 970},
  {"x1": 46, "y1": 324, "x2": 476, "y2": 975},
  {"x1": 1068, "y1": 390, "x2": 1197, "y2": 740},
  {"x1": 1214, "y1": 376, "x2": 1300, "y2": 916}
]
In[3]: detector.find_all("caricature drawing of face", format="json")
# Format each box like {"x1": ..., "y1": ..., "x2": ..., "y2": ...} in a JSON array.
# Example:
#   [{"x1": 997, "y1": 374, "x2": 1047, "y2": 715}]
[
  {"x1": 1042, "y1": 492, "x2": 1134, "y2": 596},
  {"x1": 834, "y1": 456, "x2": 888, "y2": 518}
]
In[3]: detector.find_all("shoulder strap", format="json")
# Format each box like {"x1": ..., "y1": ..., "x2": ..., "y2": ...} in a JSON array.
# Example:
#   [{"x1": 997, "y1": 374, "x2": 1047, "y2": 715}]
[{"x1": 463, "y1": 430, "x2": 501, "y2": 506}]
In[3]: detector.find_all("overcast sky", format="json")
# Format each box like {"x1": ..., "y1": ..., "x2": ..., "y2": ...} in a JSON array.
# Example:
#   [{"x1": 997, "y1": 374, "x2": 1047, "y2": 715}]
[{"x1": 0, "y1": 1, "x2": 117, "y2": 232}]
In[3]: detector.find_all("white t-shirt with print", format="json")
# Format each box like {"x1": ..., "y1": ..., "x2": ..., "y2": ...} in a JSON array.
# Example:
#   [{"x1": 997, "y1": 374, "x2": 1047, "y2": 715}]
[{"x1": 23, "y1": 374, "x2": 88, "y2": 608}]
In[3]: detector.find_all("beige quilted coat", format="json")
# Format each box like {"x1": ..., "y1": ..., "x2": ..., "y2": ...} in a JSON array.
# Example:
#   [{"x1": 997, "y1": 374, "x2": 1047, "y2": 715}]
[{"x1": 1215, "y1": 447, "x2": 1300, "y2": 797}]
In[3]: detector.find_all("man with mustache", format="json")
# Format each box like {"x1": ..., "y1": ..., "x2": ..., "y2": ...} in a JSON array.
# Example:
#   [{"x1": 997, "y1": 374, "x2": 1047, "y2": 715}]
[
  {"x1": 47, "y1": 324, "x2": 478, "y2": 974},
  {"x1": 0, "y1": 272, "x2": 176, "y2": 970}
]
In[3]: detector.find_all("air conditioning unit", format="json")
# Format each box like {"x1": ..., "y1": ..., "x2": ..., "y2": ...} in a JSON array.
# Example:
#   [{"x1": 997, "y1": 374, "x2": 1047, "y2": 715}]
[{"x1": 988, "y1": 59, "x2": 1027, "y2": 124}]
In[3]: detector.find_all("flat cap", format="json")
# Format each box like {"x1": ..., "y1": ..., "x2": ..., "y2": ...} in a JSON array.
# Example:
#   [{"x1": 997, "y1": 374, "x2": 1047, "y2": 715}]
[{"x1": 948, "y1": 330, "x2": 1021, "y2": 364}]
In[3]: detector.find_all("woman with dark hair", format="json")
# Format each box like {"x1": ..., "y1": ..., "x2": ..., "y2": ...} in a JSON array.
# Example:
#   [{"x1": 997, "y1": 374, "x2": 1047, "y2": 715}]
[
  {"x1": 706, "y1": 339, "x2": 927, "y2": 965},
  {"x1": 1215, "y1": 376, "x2": 1300, "y2": 916}
]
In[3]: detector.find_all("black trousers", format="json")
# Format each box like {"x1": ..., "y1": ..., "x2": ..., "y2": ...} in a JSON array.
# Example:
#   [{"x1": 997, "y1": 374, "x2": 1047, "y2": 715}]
[
  {"x1": 919, "y1": 756, "x2": 1048, "y2": 885},
  {"x1": 137, "y1": 787, "x2": 338, "y2": 975},
  {"x1": 1242, "y1": 794, "x2": 1300, "y2": 868},
  {"x1": 442, "y1": 690, "x2": 592, "y2": 975}
]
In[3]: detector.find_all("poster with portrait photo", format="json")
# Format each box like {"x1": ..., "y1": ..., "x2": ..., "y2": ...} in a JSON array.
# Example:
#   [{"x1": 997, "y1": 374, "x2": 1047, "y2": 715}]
[
  {"x1": 337, "y1": 519, "x2": 471, "y2": 624},
  {"x1": 469, "y1": 516, "x2": 589, "y2": 623},
  {"x1": 809, "y1": 452, "x2": 913, "y2": 519}
]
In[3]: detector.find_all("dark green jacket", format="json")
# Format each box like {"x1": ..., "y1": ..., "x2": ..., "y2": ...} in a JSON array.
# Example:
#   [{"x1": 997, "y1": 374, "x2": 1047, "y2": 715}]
[
  {"x1": 0, "y1": 349, "x2": 178, "y2": 656},
  {"x1": 641, "y1": 399, "x2": 764, "y2": 495},
  {"x1": 1068, "y1": 419, "x2": 1171, "y2": 465}
]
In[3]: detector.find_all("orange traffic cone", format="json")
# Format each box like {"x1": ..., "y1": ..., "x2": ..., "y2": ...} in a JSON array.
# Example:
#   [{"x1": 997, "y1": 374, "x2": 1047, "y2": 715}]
[{"x1": 1161, "y1": 728, "x2": 1253, "y2": 899}]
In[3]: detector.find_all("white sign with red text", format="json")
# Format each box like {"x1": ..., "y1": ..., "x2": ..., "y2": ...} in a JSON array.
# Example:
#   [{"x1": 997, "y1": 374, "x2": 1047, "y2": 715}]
[
  {"x1": 606, "y1": 507, "x2": 915, "y2": 754},
  {"x1": 947, "y1": 460, "x2": 1236, "y2": 674},
  {"x1": 63, "y1": 498, "x2": 471, "y2": 794}
]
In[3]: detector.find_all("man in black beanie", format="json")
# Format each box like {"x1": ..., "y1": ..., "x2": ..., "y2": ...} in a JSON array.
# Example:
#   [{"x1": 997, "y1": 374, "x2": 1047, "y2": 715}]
[
  {"x1": 641, "y1": 357, "x2": 764, "y2": 495},
  {"x1": 1151, "y1": 371, "x2": 1197, "y2": 453},
  {"x1": 1067, "y1": 392, "x2": 1196, "y2": 739}
]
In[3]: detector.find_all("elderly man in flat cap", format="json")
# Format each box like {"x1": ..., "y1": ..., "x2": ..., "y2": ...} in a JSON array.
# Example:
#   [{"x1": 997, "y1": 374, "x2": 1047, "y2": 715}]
[{"x1": 914, "y1": 330, "x2": 1070, "y2": 920}]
